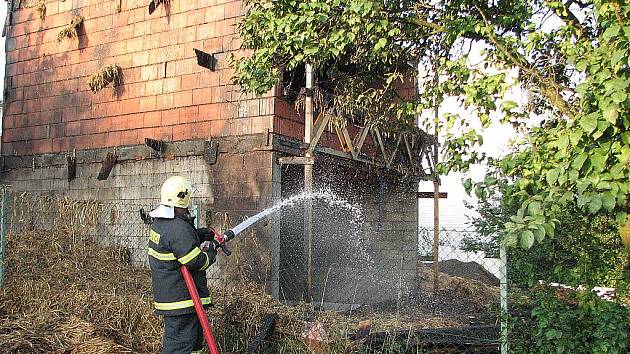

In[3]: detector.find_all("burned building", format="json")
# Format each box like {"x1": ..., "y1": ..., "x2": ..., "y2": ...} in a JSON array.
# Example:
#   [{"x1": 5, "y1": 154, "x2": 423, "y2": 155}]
[{"x1": 1, "y1": 0, "x2": 433, "y2": 307}]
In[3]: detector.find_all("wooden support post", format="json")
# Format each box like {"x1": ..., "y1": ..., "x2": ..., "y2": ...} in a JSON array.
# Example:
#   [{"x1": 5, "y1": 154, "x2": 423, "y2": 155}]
[
  {"x1": 304, "y1": 63, "x2": 314, "y2": 302},
  {"x1": 417, "y1": 188, "x2": 447, "y2": 293},
  {"x1": 432, "y1": 65, "x2": 440, "y2": 293},
  {"x1": 432, "y1": 175, "x2": 440, "y2": 292}
]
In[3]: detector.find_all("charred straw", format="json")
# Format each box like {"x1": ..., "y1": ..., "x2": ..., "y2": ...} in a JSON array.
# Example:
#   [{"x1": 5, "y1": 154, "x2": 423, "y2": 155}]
[
  {"x1": 57, "y1": 15, "x2": 84, "y2": 43},
  {"x1": 87, "y1": 64, "x2": 122, "y2": 93}
]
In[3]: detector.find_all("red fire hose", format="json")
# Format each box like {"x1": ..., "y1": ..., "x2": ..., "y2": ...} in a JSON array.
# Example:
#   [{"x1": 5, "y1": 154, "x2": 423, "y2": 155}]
[{"x1": 181, "y1": 265, "x2": 220, "y2": 354}]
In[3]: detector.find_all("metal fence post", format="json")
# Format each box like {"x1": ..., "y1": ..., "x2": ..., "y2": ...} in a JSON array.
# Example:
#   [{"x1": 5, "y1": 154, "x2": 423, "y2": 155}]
[
  {"x1": 500, "y1": 242, "x2": 508, "y2": 354},
  {"x1": 192, "y1": 204, "x2": 200, "y2": 228},
  {"x1": 0, "y1": 187, "x2": 8, "y2": 287}
]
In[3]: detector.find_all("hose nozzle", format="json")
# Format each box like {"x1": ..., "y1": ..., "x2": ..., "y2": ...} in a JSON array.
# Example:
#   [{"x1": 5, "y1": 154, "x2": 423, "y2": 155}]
[{"x1": 207, "y1": 229, "x2": 234, "y2": 256}]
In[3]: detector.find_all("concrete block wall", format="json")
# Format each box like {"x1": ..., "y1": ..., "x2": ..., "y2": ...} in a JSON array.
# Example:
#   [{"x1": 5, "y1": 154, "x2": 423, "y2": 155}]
[
  {"x1": 1, "y1": 137, "x2": 281, "y2": 294},
  {"x1": 2, "y1": 0, "x2": 275, "y2": 156},
  {"x1": 278, "y1": 156, "x2": 418, "y2": 308}
]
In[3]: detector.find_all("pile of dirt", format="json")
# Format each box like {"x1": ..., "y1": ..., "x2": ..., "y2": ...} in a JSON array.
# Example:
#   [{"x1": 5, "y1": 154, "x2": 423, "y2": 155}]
[
  {"x1": 415, "y1": 262, "x2": 500, "y2": 325},
  {"x1": 438, "y1": 259, "x2": 499, "y2": 286},
  {"x1": 0, "y1": 229, "x2": 161, "y2": 353}
]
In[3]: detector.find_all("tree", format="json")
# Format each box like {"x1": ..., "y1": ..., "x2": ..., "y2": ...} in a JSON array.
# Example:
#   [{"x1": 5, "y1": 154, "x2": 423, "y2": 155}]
[{"x1": 232, "y1": 0, "x2": 630, "y2": 250}]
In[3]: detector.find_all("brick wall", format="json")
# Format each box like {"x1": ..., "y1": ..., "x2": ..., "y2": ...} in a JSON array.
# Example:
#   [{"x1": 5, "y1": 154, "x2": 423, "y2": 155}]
[
  {"x1": 1, "y1": 0, "x2": 420, "y2": 305},
  {"x1": 2, "y1": 0, "x2": 274, "y2": 156},
  {"x1": 273, "y1": 76, "x2": 418, "y2": 154}
]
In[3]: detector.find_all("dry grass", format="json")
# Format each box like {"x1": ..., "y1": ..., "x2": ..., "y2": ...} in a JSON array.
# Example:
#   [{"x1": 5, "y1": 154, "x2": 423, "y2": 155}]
[
  {"x1": 0, "y1": 192, "x2": 500, "y2": 353},
  {"x1": 56, "y1": 15, "x2": 84, "y2": 43},
  {"x1": 0, "y1": 227, "x2": 454, "y2": 353},
  {"x1": 0, "y1": 229, "x2": 162, "y2": 353},
  {"x1": 35, "y1": 1, "x2": 46, "y2": 21},
  {"x1": 87, "y1": 64, "x2": 121, "y2": 93}
]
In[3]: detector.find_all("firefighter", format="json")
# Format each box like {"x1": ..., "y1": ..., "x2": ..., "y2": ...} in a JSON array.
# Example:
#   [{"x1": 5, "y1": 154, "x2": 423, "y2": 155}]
[{"x1": 147, "y1": 175, "x2": 222, "y2": 354}]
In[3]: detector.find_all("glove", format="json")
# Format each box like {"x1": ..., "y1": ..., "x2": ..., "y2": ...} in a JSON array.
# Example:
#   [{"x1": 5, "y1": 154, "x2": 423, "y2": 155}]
[
  {"x1": 198, "y1": 227, "x2": 224, "y2": 252},
  {"x1": 200, "y1": 238, "x2": 223, "y2": 252},
  {"x1": 201, "y1": 230, "x2": 234, "y2": 256},
  {"x1": 196, "y1": 227, "x2": 215, "y2": 242}
]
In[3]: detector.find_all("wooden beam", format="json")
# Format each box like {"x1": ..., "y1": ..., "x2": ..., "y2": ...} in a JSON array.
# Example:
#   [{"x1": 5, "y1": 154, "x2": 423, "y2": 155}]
[
  {"x1": 418, "y1": 192, "x2": 447, "y2": 199},
  {"x1": 145, "y1": 137, "x2": 167, "y2": 155},
  {"x1": 278, "y1": 156, "x2": 315, "y2": 165},
  {"x1": 245, "y1": 314, "x2": 279, "y2": 354},
  {"x1": 372, "y1": 127, "x2": 389, "y2": 163},
  {"x1": 403, "y1": 133, "x2": 416, "y2": 172},
  {"x1": 66, "y1": 154, "x2": 77, "y2": 182},
  {"x1": 341, "y1": 126, "x2": 356, "y2": 157},
  {"x1": 97, "y1": 152, "x2": 117, "y2": 181},
  {"x1": 386, "y1": 135, "x2": 401, "y2": 168},
  {"x1": 203, "y1": 140, "x2": 219, "y2": 165},
  {"x1": 314, "y1": 145, "x2": 430, "y2": 180}
]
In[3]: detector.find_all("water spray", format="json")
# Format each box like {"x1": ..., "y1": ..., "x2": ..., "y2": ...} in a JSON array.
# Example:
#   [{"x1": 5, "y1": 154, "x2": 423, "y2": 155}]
[
  {"x1": 205, "y1": 190, "x2": 365, "y2": 257},
  {"x1": 204, "y1": 206, "x2": 282, "y2": 256}
]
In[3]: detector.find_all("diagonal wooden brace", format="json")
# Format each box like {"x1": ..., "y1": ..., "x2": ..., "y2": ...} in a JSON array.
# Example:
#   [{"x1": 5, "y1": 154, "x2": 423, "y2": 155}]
[
  {"x1": 306, "y1": 111, "x2": 330, "y2": 155},
  {"x1": 352, "y1": 126, "x2": 370, "y2": 158},
  {"x1": 385, "y1": 135, "x2": 402, "y2": 169}
]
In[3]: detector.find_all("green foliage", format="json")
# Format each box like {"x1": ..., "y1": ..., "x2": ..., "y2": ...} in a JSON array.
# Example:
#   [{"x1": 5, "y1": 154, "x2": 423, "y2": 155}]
[
  {"x1": 232, "y1": 0, "x2": 423, "y2": 131},
  {"x1": 509, "y1": 211, "x2": 629, "y2": 292},
  {"x1": 472, "y1": 195, "x2": 628, "y2": 291},
  {"x1": 510, "y1": 289, "x2": 630, "y2": 354},
  {"x1": 473, "y1": 177, "x2": 630, "y2": 353},
  {"x1": 466, "y1": 0, "x2": 630, "y2": 249},
  {"x1": 233, "y1": 0, "x2": 630, "y2": 251}
]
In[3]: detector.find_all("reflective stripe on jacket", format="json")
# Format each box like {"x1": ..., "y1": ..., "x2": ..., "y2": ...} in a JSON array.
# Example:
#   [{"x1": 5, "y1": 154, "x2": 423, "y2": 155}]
[{"x1": 148, "y1": 216, "x2": 216, "y2": 316}]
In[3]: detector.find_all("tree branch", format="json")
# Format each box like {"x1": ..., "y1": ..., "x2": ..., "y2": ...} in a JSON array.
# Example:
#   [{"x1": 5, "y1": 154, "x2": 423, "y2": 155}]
[
  {"x1": 545, "y1": 0, "x2": 587, "y2": 39},
  {"x1": 475, "y1": 7, "x2": 576, "y2": 120},
  {"x1": 404, "y1": 16, "x2": 444, "y2": 32},
  {"x1": 385, "y1": 6, "x2": 578, "y2": 120}
]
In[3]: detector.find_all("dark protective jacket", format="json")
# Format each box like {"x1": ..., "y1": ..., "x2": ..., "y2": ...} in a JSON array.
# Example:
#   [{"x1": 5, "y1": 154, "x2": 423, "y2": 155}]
[{"x1": 148, "y1": 215, "x2": 216, "y2": 316}]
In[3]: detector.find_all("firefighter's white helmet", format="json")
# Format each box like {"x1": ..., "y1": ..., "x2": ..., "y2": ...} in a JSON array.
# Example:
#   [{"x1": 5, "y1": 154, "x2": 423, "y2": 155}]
[{"x1": 160, "y1": 175, "x2": 194, "y2": 208}]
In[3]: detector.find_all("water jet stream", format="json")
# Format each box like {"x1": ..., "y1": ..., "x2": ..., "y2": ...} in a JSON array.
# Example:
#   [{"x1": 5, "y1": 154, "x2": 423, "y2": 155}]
[{"x1": 229, "y1": 190, "x2": 363, "y2": 236}]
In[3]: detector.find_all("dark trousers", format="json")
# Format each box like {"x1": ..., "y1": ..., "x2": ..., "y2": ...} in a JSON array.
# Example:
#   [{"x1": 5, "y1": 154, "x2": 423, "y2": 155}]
[{"x1": 163, "y1": 313, "x2": 203, "y2": 354}]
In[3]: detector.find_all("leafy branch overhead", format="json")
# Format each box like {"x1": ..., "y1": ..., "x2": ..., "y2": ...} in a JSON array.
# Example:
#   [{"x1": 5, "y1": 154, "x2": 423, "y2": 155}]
[{"x1": 233, "y1": 0, "x2": 630, "y2": 250}]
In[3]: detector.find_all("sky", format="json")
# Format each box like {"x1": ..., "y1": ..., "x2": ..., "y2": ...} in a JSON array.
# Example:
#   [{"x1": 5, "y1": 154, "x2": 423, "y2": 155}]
[{"x1": 417, "y1": 44, "x2": 521, "y2": 231}]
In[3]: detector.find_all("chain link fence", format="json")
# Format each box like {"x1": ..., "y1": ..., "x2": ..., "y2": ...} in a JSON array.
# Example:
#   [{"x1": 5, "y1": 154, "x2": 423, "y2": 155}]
[{"x1": 0, "y1": 187, "x2": 507, "y2": 353}]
